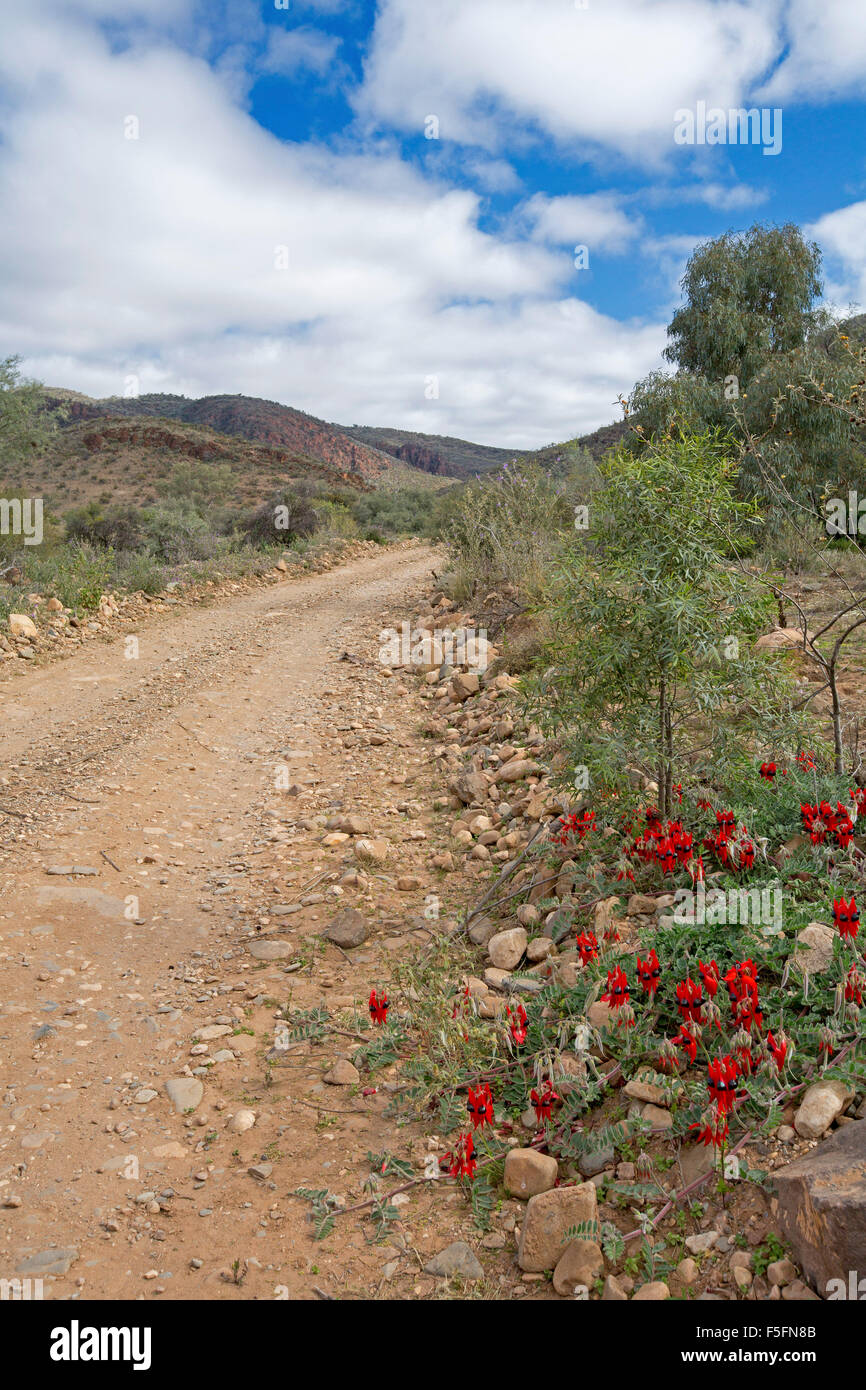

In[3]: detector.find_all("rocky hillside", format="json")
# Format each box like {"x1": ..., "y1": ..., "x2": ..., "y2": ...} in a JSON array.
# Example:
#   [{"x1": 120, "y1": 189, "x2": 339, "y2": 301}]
[
  {"x1": 15, "y1": 413, "x2": 372, "y2": 512},
  {"x1": 41, "y1": 390, "x2": 433, "y2": 487},
  {"x1": 338, "y1": 424, "x2": 529, "y2": 479}
]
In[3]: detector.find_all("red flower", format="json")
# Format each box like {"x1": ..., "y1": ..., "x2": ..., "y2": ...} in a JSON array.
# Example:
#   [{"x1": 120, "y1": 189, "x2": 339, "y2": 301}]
[
  {"x1": 833, "y1": 896, "x2": 860, "y2": 941},
  {"x1": 671, "y1": 783, "x2": 683, "y2": 804},
  {"x1": 766, "y1": 1030, "x2": 788, "y2": 1070},
  {"x1": 696, "y1": 797, "x2": 713, "y2": 812},
  {"x1": 575, "y1": 930, "x2": 598, "y2": 965},
  {"x1": 601, "y1": 965, "x2": 629, "y2": 1010},
  {"x1": 797, "y1": 750, "x2": 817, "y2": 771},
  {"x1": 445, "y1": 1131, "x2": 477, "y2": 1180},
  {"x1": 698, "y1": 959, "x2": 719, "y2": 997},
  {"x1": 555, "y1": 809, "x2": 596, "y2": 845},
  {"x1": 759, "y1": 761, "x2": 777, "y2": 781},
  {"x1": 716, "y1": 809, "x2": 736, "y2": 832},
  {"x1": 845, "y1": 966, "x2": 864, "y2": 1006},
  {"x1": 636, "y1": 948, "x2": 661, "y2": 997},
  {"x1": 466, "y1": 1083, "x2": 493, "y2": 1129},
  {"x1": 676, "y1": 976, "x2": 704, "y2": 1022},
  {"x1": 707, "y1": 1055, "x2": 739, "y2": 1113},
  {"x1": 530, "y1": 1082, "x2": 560, "y2": 1124},
  {"x1": 851, "y1": 787, "x2": 866, "y2": 816},
  {"x1": 369, "y1": 989, "x2": 389, "y2": 1026},
  {"x1": 672, "y1": 1024, "x2": 698, "y2": 1065},
  {"x1": 690, "y1": 1108, "x2": 729, "y2": 1148},
  {"x1": 507, "y1": 1002, "x2": 528, "y2": 1046}
]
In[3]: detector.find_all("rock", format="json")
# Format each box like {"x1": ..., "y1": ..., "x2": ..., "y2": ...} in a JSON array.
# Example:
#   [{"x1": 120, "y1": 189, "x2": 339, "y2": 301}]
[
  {"x1": 733, "y1": 1265, "x2": 753, "y2": 1290},
  {"x1": 642, "y1": 1103, "x2": 673, "y2": 1130},
  {"x1": 197, "y1": 1025, "x2": 232, "y2": 1041},
  {"x1": 16, "y1": 1247, "x2": 78, "y2": 1277},
  {"x1": 164, "y1": 1078, "x2": 203, "y2": 1114},
  {"x1": 793, "y1": 922, "x2": 836, "y2": 976},
  {"x1": 633, "y1": 1281, "x2": 670, "y2": 1300},
  {"x1": 467, "y1": 915, "x2": 498, "y2": 946},
  {"x1": 624, "y1": 1076, "x2": 669, "y2": 1106},
  {"x1": 452, "y1": 771, "x2": 489, "y2": 805},
  {"x1": 793, "y1": 1079, "x2": 852, "y2": 1138},
  {"x1": 767, "y1": 1258, "x2": 798, "y2": 1287},
  {"x1": 496, "y1": 758, "x2": 541, "y2": 784},
  {"x1": 450, "y1": 672, "x2": 480, "y2": 702},
  {"x1": 324, "y1": 908, "x2": 368, "y2": 948},
  {"x1": 517, "y1": 1182, "x2": 597, "y2": 1272},
  {"x1": 487, "y1": 927, "x2": 527, "y2": 970},
  {"x1": 553, "y1": 1239, "x2": 604, "y2": 1296},
  {"x1": 578, "y1": 1144, "x2": 615, "y2": 1178},
  {"x1": 675, "y1": 1257, "x2": 699, "y2": 1286},
  {"x1": 247, "y1": 939, "x2": 293, "y2": 960},
  {"x1": 685, "y1": 1231, "x2": 720, "y2": 1254},
  {"x1": 627, "y1": 893, "x2": 659, "y2": 916},
  {"x1": 248, "y1": 1163, "x2": 273, "y2": 1181},
  {"x1": 339, "y1": 814, "x2": 370, "y2": 835},
  {"x1": 527, "y1": 937, "x2": 553, "y2": 963},
  {"x1": 228, "y1": 1108, "x2": 256, "y2": 1134},
  {"x1": 396, "y1": 875, "x2": 422, "y2": 891},
  {"x1": 777, "y1": 1125, "x2": 797, "y2": 1143},
  {"x1": 424, "y1": 1241, "x2": 483, "y2": 1280},
  {"x1": 504, "y1": 1149, "x2": 558, "y2": 1198},
  {"x1": 516, "y1": 904, "x2": 540, "y2": 928},
  {"x1": 588, "y1": 1000, "x2": 615, "y2": 1030},
  {"x1": 9, "y1": 614, "x2": 38, "y2": 639},
  {"x1": 354, "y1": 838, "x2": 389, "y2": 866},
  {"x1": 774, "y1": 1119, "x2": 866, "y2": 1294},
  {"x1": 755, "y1": 627, "x2": 815, "y2": 653},
  {"x1": 603, "y1": 1273, "x2": 628, "y2": 1300},
  {"x1": 324, "y1": 1059, "x2": 360, "y2": 1086},
  {"x1": 133, "y1": 1088, "x2": 158, "y2": 1104}
]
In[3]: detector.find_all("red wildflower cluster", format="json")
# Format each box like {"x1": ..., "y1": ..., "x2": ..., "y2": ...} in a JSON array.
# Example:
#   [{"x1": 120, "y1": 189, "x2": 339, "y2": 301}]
[
  {"x1": 466, "y1": 1083, "x2": 493, "y2": 1129},
  {"x1": 833, "y1": 895, "x2": 860, "y2": 941},
  {"x1": 706, "y1": 1055, "x2": 739, "y2": 1113},
  {"x1": 636, "y1": 948, "x2": 661, "y2": 997},
  {"x1": 698, "y1": 959, "x2": 719, "y2": 997},
  {"x1": 507, "y1": 1002, "x2": 527, "y2": 1046},
  {"x1": 766, "y1": 1030, "x2": 789, "y2": 1070},
  {"x1": 759, "y1": 761, "x2": 777, "y2": 781},
  {"x1": 575, "y1": 930, "x2": 598, "y2": 965},
  {"x1": 797, "y1": 750, "x2": 817, "y2": 771},
  {"x1": 690, "y1": 1107, "x2": 729, "y2": 1148},
  {"x1": 627, "y1": 808, "x2": 694, "y2": 877},
  {"x1": 851, "y1": 787, "x2": 866, "y2": 817},
  {"x1": 444, "y1": 1131, "x2": 477, "y2": 1180},
  {"x1": 801, "y1": 800, "x2": 854, "y2": 848},
  {"x1": 703, "y1": 811, "x2": 755, "y2": 871},
  {"x1": 369, "y1": 989, "x2": 388, "y2": 1026},
  {"x1": 530, "y1": 1081, "x2": 560, "y2": 1124},
  {"x1": 676, "y1": 976, "x2": 704, "y2": 1022},
  {"x1": 602, "y1": 965, "x2": 629, "y2": 1009},
  {"x1": 555, "y1": 809, "x2": 596, "y2": 846},
  {"x1": 724, "y1": 960, "x2": 763, "y2": 1032},
  {"x1": 672, "y1": 1024, "x2": 699, "y2": 1065}
]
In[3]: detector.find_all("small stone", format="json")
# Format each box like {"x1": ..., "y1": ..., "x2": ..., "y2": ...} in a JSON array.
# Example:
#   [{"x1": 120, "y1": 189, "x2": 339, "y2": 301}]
[
  {"x1": 766, "y1": 1258, "x2": 797, "y2": 1287},
  {"x1": 641, "y1": 1103, "x2": 673, "y2": 1130},
  {"x1": 324, "y1": 907, "x2": 369, "y2": 948},
  {"x1": 685, "y1": 1231, "x2": 719, "y2": 1254},
  {"x1": 552, "y1": 1239, "x2": 603, "y2": 1297},
  {"x1": 164, "y1": 1078, "x2": 203, "y2": 1114},
  {"x1": 675, "y1": 1257, "x2": 699, "y2": 1286},
  {"x1": 794, "y1": 1080, "x2": 852, "y2": 1138},
  {"x1": 487, "y1": 927, "x2": 527, "y2": 971},
  {"x1": 633, "y1": 1281, "x2": 670, "y2": 1300},
  {"x1": 424, "y1": 1241, "x2": 483, "y2": 1279},
  {"x1": 133, "y1": 1088, "x2": 158, "y2": 1104},
  {"x1": 324, "y1": 1059, "x2": 360, "y2": 1086},
  {"x1": 504, "y1": 1149, "x2": 558, "y2": 1198},
  {"x1": 228, "y1": 1108, "x2": 256, "y2": 1134},
  {"x1": 517, "y1": 1182, "x2": 598, "y2": 1273},
  {"x1": 603, "y1": 1273, "x2": 628, "y2": 1300}
]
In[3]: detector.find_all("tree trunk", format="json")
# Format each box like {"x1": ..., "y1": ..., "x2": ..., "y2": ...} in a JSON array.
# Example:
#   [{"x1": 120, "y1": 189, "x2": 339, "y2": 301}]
[
  {"x1": 658, "y1": 675, "x2": 668, "y2": 818},
  {"x1": 829, "y1": 659, "x2": 844, "y2": 775}
]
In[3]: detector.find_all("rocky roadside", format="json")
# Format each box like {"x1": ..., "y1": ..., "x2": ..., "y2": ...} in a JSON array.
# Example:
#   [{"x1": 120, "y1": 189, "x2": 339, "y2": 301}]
[{"x1": 0, "y1": 554, "x2": 862, "y2": 1302}]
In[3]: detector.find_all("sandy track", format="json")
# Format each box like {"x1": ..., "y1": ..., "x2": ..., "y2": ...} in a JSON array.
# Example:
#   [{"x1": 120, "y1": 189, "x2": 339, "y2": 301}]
[{"x1": 0, "y1": 543, "x2": 461, "y2": 1301}]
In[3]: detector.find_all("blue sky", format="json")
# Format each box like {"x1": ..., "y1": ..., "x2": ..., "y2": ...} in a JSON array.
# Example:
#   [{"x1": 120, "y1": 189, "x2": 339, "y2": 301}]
[{"x1": 2, "y1": 0, "x2": 866, "y2": 448}]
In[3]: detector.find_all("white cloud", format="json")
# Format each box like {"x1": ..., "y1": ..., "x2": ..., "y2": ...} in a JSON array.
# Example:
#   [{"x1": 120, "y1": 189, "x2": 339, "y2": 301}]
[
  {"x1": 356, "y1": 0, "x2": 784, "y2": 162},
  {"x1": 761, "y1": 0, "x2": 866, "y2": 101},
  {"x1": 808, "y1": 201, "x2": 866, "y2": 312},
  {"x1": 520, "y1": 193, "x2": 641, "y2": 252},
  {"x1": 262, "y1": 26, "x2": 341, "y2": 78},
  {"x1": 0, "y1": 4, "x2": 665, "y2": 446}
]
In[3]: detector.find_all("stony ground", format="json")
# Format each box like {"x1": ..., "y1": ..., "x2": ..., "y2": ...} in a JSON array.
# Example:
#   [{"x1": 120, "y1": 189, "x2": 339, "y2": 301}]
[{"x1": 0, "y1": 541, "x2": 856, "y2": 1303}]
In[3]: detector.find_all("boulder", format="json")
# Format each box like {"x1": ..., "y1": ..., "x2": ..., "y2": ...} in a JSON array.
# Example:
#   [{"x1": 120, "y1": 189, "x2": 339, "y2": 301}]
[
  {"x1": 324, "y1": 908, "x2": 369, "y2": 949},
  {"x1": 552, "y1": 1239, "x2": 604, "y2": 1296},
  {"x1": 792, "y1": 922, "x2": 836, "y2": 976},
  {"x1": 793, "y1": 1080, "x2": 852, "y2": 1139},
  {"x1": 504, "y1": 1149, "x2": 558, "y2": 1198},
  {"x1": 487, "y1": 926, "x2": 527, "y2": 970},
  {"x1": 516, "y1": 1182, "x2": 597, "y2": 1272},
  {"x1": 774, "y1": 1121, "x2": 866, "y2": 1295},
  {"x1": 9, "y1": 614, "x2": 37, "y2": 639}
]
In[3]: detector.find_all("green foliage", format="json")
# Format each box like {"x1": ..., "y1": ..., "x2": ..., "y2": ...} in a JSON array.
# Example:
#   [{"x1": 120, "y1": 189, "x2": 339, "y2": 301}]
[
  {"x1": 445, "y1": 458, "x2": 573, "y2": 598},
  {"x1": 49, "y1": 542, "x2": 114, "y2": 611},
  {"x1": 524, "y1": 430, "x2": 805, "y2": 813},
  {"x1": 664, "y1": 223, "x2": 825, "y2": 389},
  {"x1": 241, "y1": 486, "x2": 320, "y2": 546},
  {"x1": 0, "y1": 357, "x2": 64, "y2": 470}
]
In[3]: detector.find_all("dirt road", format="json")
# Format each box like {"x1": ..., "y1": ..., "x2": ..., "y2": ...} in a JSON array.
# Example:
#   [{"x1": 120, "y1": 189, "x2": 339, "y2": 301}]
[{"x1": 0, "y1": 542, "x2": 475, "y2": 1301}]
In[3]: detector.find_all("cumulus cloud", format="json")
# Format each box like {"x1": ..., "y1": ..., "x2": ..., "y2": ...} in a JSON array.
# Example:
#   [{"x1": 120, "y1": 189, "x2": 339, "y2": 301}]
[
  {"x1": 355, "y1": 0, "x2": 784, "y2": 162},
  {"x1": 760, "y1": 0, "x2": 866, "y2": 102},
  {"x1": 519, "y1": 193, "x2": 642, "y2": 252},
  {"x1": 808, "y1": 201, "x2": 866, "y2": 312},
  {"x1": 0, "y1": 3, "x2": 665, "y2": 445},
  {"x1": 262, "y1": 26, "x2": 342, "y2": 78}
]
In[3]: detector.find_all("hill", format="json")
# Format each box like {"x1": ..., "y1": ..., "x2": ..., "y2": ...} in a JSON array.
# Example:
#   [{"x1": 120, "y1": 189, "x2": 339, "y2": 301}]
[{"x1": 336, "y1": 424, "x2": 529, "y2": 479}]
